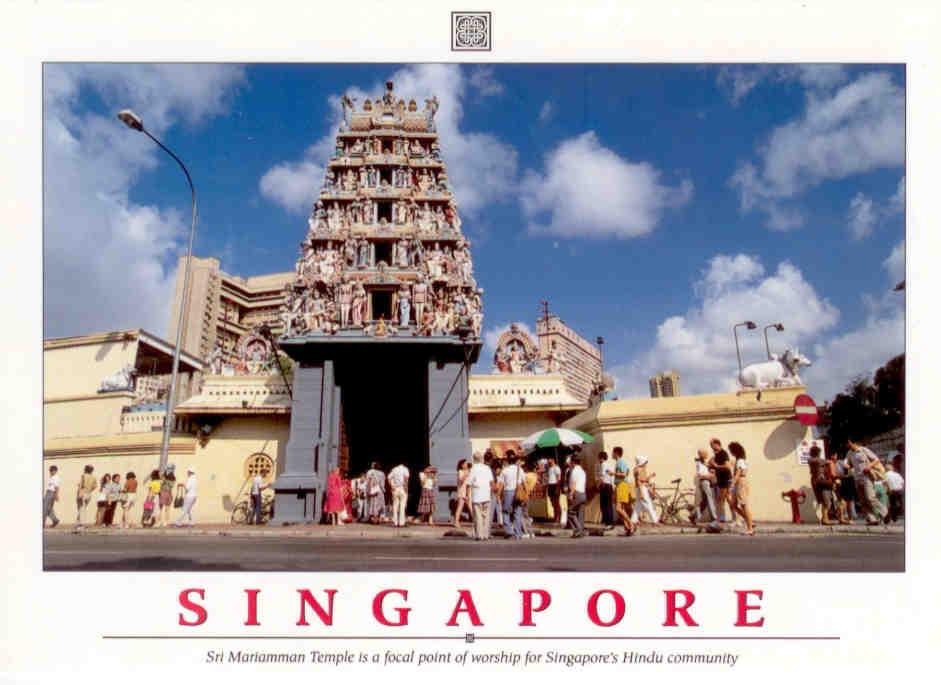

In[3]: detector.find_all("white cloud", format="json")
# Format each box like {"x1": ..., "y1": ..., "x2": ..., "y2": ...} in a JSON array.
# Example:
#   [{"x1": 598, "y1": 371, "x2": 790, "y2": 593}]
[
  {"x1": 43, "y1": 64, "x2": 245, "y2": 340},
  {"x1": 805, "y1": 305, "x2": 903, "y2": 399},
  {"x1": 731, "y1": 71, "x2": 904, "y2": 230},
  {"x1": 520, "y1": 131, "x2": 693, "y2": 239},
  {"x1": 848, "y1": 193, "x2": 877, "y2": 240},
  {"x1": 259, "y1": 160, "x2": 324, "y2": 215},
  {"x1": 538, "y1": 101, "x2": 555, "y2": 123},
  {"x1": 846, "y1": 174, "x2": 905, "y2": 240},
  {"x1": 610, "y1": 254, "x2": 840, "y2": 397},
  {"x1": 259, "y1": 65, "x2": 518, "y2": 220},
  {"x1": 890, "y1": 175, "x2": 906, "y2": 213},
  {"x1": 716, "y1": 64, "x2": 849, "y2": 105},
  {"x1": 884, "y1": 240, "x2": 905, "y2": 284},
  {"x1": 468, "y1": 66, "x2": 505, "y2": 96}
]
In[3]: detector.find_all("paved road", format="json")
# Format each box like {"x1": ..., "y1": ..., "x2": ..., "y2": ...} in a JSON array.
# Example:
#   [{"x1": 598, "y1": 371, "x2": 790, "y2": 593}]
[{"x1": 44, "y1": 532, "x2": 903, "y2": 572}]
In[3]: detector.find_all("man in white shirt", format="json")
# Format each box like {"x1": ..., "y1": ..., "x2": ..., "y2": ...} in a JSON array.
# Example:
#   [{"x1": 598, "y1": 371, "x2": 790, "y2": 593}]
[
  {"x1": 44, "y1": 465, "x2": 61, "y2": 528},
  {"x1": 388, "y1": 462, "x2": 410, "y2": 527},
  {"x1": 466, "y1": 452, "x2": 494, "y2": 540},
  {"x1": 251, "y1": 472, "x2": 270, "y2": 525},
  {"x1": 885, "y1": 464, "x2": 905, "y2": 522},
  {"x1": 498, "y1": 450, "x2": 523, "y2": 539},
  {"x1": 546, "y1": 457, "x2": 562, "y2": 525},
  {"x1": 568, "y1": 456, "x2": 587, "y2": 538},
  {"x1": 694, "y1": 449, "x2": 718, "y2": 523}
]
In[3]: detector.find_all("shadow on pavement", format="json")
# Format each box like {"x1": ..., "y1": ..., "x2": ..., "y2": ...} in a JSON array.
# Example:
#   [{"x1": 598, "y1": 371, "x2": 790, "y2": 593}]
[{"x1": 46, "y1": 556, "x2": 245, "y2": 572}]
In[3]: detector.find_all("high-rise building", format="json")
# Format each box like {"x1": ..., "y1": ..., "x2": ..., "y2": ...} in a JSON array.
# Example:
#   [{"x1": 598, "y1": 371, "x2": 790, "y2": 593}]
[
  {"x1": 167, "y1": 256, "x2": 294, "y2": 360},
  {"x1": 535, "y1": 313, "x2": 602, "y2": 404},
  {"x1": 649, "y1": 370, "x2": 681, "y2": 397}
]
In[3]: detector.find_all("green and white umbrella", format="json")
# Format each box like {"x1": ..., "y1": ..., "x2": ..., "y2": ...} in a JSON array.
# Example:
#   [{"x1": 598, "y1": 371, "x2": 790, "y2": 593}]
[{"x1": 521, "y1": 427, "x2": 595, "y2": 453}]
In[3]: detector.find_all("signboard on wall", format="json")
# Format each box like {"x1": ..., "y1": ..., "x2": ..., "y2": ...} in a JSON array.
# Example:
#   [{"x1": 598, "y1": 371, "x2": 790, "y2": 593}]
[{"x1": 796, "y1": 438, "x2": 826, "y2": 466}]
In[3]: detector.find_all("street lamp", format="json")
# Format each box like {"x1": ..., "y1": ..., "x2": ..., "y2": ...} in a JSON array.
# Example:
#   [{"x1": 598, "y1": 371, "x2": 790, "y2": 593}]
[
  {"x1": 732, "y1": 321, "x2": 757, "y2": 378},
  {"x1": 118, "y1": 109, "x2": 198, "y2": 474},
  {"x1": 763, "y1": 322, "x2": 784, "y2": 360}
]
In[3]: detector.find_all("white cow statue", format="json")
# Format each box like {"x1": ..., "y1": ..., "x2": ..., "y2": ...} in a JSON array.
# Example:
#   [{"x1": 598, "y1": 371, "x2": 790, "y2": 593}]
[
  {"x1": 738, "y1": 348, "x2": 811, "y2": 398},
  {"x1": 98, "y1": 364, "x2": 137, "y2": 392}
]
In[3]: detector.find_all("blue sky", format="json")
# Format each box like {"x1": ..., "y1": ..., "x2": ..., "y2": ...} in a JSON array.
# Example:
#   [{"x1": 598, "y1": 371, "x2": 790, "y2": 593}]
[{"x1": 43, "y1": 63, "x2": 905, "y2": 399}]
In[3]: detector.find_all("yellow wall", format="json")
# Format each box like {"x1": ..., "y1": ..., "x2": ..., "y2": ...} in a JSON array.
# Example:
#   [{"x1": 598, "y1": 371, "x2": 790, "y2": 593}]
[
  {"x1": 44, "y1": 337, "x2": 138, "y2": 398},
  {"x1": 44, "y1": 394, "x2": 133, "y2": 439},
  {"x1": 564, "y1": 387, "x2": 815, "y2": 522},
  {"x1": 469, "y1": 411, "x2": 564, "y2": 456},
  {"x1": 43, "y1": 415, "x2": 290, "y2": 524}
]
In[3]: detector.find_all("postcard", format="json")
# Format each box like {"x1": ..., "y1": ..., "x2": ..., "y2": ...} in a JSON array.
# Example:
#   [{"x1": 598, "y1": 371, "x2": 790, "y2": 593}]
[{"x1": 2, "y1": 1, "x2": 938, "y2": 682}]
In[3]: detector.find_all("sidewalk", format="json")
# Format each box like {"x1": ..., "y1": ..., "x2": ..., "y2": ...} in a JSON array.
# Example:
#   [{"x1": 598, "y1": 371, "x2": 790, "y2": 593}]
[{"x1": 46, "y1": 519, "x2": 904, "y2": 539}]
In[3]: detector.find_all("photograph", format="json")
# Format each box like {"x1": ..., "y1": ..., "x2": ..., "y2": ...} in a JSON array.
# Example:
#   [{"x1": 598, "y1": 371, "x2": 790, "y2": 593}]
[{"x1": 41, "y1": 62, "x2": 905, "y2": 573}]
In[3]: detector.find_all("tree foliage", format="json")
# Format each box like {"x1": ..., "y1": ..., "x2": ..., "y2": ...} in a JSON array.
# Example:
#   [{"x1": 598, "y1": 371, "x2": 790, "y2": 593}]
[{"x1": 823, "y1": 354, "x2": 904, "y2": 454}]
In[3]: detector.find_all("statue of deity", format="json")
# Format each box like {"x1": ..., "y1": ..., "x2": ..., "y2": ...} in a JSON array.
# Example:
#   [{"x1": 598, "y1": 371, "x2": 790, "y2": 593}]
[
  {"x1": 410, "y1": 139, "x2": 425, "y2": 157},
  {"x1": 396, "y1": 238, "x2": 409, "y2": 268},
  {"x1": 412, "y1": 274, "x2": 429, "y2": 326},
  {"x1": 398, "y1": 285, "x2": 411, "y2": 327},
  {"x1": 308, "y1": 293, "x2": 326, "y2": 332},
  {"x1": 357, "y1": 238, "x2": 370, "y2": 268},
  {"x1": 340, "y1": 94, "x2": 356, "y2": 130},
  {"x1": 351, "y1": 282, "x2": 367, "y2": 327},
  {"x1": 343, "y1": 169, "x2": 357, "y2": 192},
  {"x1": 409, "y1": 238, "x2": 424, "y2": 268},
  {"x1": 424, "y1": 96, "x2": 439, "y2": 131},
  {"x1": 433, "y1": 206, "x2": 446, "y2": 234},
  {"x1": 337, "y1": 277, "x2": 354, "y2": 328},
  {"x1": 433, "y1": 302, "x2": 450, "y2": 335}
]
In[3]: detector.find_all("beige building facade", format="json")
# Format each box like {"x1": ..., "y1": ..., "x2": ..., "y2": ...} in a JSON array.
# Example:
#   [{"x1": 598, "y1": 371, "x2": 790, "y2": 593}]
[
  {"x1": 536, "y1": 314, "x2": 602, "y2": 404},
  {"x1": 43, "y1": 329, "x2": 816, "y2": 524},
  {"x1": 168, "y1": 255, "x2": 293, "y2": 360}
]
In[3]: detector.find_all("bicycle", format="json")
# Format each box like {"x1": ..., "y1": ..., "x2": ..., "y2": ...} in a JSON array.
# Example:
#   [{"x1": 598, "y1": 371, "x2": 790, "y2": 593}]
[
  {"x1": 651, "y1": 478, "x2": 698, "y2": 525},
  {"x1": 231, "y1": 491, "x2": 275, "y2": 525}
]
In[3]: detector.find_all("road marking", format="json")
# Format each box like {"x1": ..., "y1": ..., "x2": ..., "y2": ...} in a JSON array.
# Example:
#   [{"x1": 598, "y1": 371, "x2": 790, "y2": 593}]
[{"x1": 374, "y1": 556, "x2": 539, "y2": 561}]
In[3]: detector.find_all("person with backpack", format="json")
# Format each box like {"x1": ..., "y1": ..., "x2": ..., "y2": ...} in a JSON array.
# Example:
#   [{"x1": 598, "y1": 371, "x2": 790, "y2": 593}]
[
  {"x1": 517, "y1": 458, "x2": 537, "y2": 538},
  {"x1": 498, "y1": 450, "x2": 524, "y2": 540}
]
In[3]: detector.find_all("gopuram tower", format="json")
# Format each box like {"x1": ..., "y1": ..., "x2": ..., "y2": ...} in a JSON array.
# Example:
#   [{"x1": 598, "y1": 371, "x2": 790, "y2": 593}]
[{"x1": 273, "y1": 81, "x2": 483, "y2": 522}]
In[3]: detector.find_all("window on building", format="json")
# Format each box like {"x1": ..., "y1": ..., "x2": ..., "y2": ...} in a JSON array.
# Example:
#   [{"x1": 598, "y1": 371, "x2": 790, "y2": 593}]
[{"x1": 244, "y1": 453, "x2": 274, "y2": 481}]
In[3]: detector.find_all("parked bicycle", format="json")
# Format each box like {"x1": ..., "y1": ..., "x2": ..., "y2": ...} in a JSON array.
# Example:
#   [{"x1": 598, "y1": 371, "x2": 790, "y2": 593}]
[
  {"x1": 650, "y1": 478, "x2": 698, "y2": 525},
  {"x1": 231, "y1": 490, "x2": 275, "y2": 525}
]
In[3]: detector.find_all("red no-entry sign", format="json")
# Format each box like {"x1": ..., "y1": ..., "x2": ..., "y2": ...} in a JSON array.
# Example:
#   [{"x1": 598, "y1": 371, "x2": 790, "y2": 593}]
[{"x1": 793, "y1": 394, "x2": 818, "y2": 426}]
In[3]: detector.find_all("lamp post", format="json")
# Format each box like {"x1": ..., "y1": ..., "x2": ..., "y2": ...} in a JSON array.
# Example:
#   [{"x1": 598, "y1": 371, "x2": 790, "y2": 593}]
[
  {"x1": 763, "y1": 323, "x2": 784, "y2": 359},
  {"x1": 733, "y1": 321, "x2": 757, "y2": 378},
  {"x1": 118, "y1": 109, "x2": 198, "y2": 474}
]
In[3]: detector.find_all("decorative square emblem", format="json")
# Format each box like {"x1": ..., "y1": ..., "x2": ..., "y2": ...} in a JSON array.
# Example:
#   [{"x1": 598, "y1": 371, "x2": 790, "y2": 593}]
[{"x1": 452, "y1": 12, "x2": 491, "y2": 51}]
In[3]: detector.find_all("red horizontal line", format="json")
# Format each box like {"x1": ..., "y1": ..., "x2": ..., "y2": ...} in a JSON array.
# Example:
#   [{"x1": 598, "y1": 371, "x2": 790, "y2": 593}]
[{"x1": 103, "y1": 635, "x2": 839, "y2": 641}]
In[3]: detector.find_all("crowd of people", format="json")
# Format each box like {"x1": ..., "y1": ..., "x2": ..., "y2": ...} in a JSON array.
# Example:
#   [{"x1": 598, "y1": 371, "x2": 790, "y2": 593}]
[
  {"x1": 42, "y1": 463, "x2": 199, "y2": 529},
  {"x1": 324, "y1": 462, "x2": 439, "y2": 527},
  {"x1": 807, "y1": 439, "x2": 905, "y2": 525},
  {"x1": 44, "y1": 437, "x2": 904, "y2": 533}
]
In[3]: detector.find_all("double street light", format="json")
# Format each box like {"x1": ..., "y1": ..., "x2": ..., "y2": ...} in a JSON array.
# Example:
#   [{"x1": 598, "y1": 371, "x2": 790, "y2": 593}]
[{"x1": 118, "y1": 109, "x2": 198, "y2": 474}]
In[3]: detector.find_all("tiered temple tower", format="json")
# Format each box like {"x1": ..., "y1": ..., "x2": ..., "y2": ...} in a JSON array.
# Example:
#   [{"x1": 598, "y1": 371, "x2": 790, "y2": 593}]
[
  {"x1": 272, "y1": 82, "x2": 483, "y2": 522},
  {"x1": 280, "y1": 80, "x2": 482, "y2": 340}
]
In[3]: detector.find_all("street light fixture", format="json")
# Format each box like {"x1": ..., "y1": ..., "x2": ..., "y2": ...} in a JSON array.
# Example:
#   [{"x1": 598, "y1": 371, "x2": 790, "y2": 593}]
[
  {"x1": 763, "y1": 322, "x2": 784, "y2": 360},
  {"x1": 118, "y1": 109, "x2": 198, "y2": 474},
  {"x1": 733, "y1": 321, "x2": 757, "y2": 378}
]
